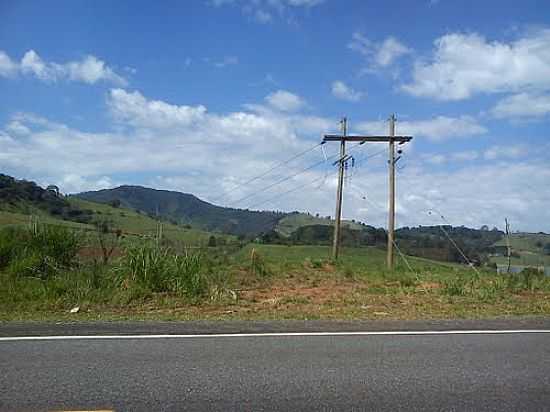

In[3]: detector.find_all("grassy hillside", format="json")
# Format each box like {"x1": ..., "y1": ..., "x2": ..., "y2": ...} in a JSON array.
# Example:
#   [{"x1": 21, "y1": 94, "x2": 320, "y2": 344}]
[
  {"x1": 0, "y1": 174, "x2": 93, "y2": 224},
  {"x1": 0, "y1": 210, "x2": 92, "y2": 230},
  {"x1": 75, "y1": 185, "x2": 287, "y2": 236},
  {"x1": 0, "y1": 197, "x2": 234, "y2": 247},
  {"x1": 275, "y1": 213, "x2": 364, "y2": 237},
  {"x1": 69, "y1": 198, "x2": 235, "y2": 245},
  {"x1": 491, "y1": 233, "x2": 550, "y2": 266}
]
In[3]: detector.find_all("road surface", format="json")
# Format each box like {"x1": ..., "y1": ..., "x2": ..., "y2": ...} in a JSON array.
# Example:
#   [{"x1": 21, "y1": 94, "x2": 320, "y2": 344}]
[{"x1": 1, "y1": 320, "x2": 549, "y2": 411}]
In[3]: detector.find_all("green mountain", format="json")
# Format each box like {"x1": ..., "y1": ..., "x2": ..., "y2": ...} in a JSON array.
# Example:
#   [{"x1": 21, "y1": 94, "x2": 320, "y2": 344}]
[
  {"x1": 75, "y1": 185, "x2": 287, "y2": 236},
  {"x1": 0, "y1": 174, "x2": 93, "y2": 224}
]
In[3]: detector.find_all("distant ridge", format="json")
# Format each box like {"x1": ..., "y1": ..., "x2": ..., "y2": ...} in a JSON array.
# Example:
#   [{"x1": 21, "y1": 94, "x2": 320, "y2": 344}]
[{"x1": 75, "y1": 185, "x2": 287, "y2": 235}]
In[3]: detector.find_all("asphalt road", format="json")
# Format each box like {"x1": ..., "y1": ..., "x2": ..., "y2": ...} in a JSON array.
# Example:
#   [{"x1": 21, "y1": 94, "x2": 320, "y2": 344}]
[{"x1": 1, "y1": 321, "x2": 550, "y2": 411}]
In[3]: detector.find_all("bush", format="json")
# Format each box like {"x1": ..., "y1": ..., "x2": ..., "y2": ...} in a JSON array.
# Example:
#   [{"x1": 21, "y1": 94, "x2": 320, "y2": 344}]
[
  {"x1": 173, "y1": 253, "x2": 209, "y2": 298},
  {"x1": 0, "y1": 225, "x2": 80, "y2": 279},
  {"x1": 442, "y1": 274, "x2": 476, "y2": 296},
  {"x1": 115, "y1": 243, "x2": 212, "y2": 299},
  {"x1": 506, "y1": 268, "x2": 547, "y2": 292},
  {"x1": 116, "y1": 244, "x2": 174, "y2": 292}
]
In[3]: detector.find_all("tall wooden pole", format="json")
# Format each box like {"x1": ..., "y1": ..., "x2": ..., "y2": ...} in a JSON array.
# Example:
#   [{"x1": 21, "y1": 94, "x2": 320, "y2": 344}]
[
  {"x1": 505, "y1": 218, "x2": 511, "y2": 273},
  {"x1": 332, "y1": 117, "x2": 347, "y2": 260},
  {"x1": 387, "y1": 114, "x2": 396, "y2": 269}
]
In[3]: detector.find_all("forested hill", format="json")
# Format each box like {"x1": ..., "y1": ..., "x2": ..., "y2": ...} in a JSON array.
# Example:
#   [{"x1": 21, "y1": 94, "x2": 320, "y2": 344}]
[
  {"x1": 0, "y1": 174, "x2": 93, "y2": 223},
  {"x1": 75, "y1": 185, "x2": 287, "y2": 236}
]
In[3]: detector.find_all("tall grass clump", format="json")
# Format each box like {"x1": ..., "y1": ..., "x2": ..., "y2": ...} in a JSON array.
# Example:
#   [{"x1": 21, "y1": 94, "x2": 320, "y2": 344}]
[
  {"x1": 442, "y1": 268, "x2": 550, "y2": 302},
  {"x1": 0, "y1": 225, "x2": 80, "y2": 279},
  {"x1": 115, "y1": 243, "x2": 212, "y2": 300}
]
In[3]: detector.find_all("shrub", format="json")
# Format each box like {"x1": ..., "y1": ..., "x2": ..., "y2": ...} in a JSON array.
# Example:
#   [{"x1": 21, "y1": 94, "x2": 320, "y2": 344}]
[
  {"x1": 115, "y1": 243, "x2": 212, "y2": 299},
  {"x1": 506, "y1": 268, "x2": 547, "y2": 292},
  {"x1": 173, "y1": 253, "x2": 209, "y2": 298},
  {"x1": 116, "y1": 244, "x2": 173, "y2": 292},
  {"x1": 442, "y1": 274, "x2": 475, "y2": 296},
  {"x1": 0, "y1": 225, "x2": 80, "y2": 279}
]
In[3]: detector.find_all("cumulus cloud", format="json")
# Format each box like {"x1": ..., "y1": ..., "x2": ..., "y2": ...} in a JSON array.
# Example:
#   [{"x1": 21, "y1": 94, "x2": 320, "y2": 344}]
[
  {"x1": 491, "y1": 93, "x2": 550, "y2": 119},
  {"x1": 214, "y1": 56, "x2": 239, "y2": 68},
  {"x1": 331, "y1": 80, "x2": 364, "y2": 102},
  {"x1": 0, "y1": 89, "x2": 329, "y2": 196},
  {"x1": 2, "y1": 89, "x2": 548, "y2": 231},
  {"x1": 265, "y1": 90, "x2": 306, "y2": 112},
  {"x1": 349, "y1": 33, "x2": 411, "y2": 70},
  {"x1": 0, "y1": 49, "x2": 126, "y2": 85},
  {"x1": 451, "y1": 150, "x2": 479, "y2": 162},
  {"x1": 108, "y1": 89, "x2": 207, "y2": 129},
  {"x1": 357, "y1": 115, "x2": 487, "y2": 142},
  {"x1": 402, "y1": 29, "x2": 550, "y2": 100},
  {"x1": 211, "y1": 0, "x2": 325, "y2": 23},
  {"x1": 349, "y1": 161, "x2": 550, "y2": 232},
  {"x1": 483, "y1": 145, "x2": 529, "y2": 160},
  {"x1": 0, "y1": 51, "x2": 18, "y2": 77}
]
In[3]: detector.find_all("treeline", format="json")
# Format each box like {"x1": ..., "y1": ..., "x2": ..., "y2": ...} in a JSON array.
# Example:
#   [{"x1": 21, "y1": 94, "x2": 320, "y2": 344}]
[
  {"x1": 258, "y1": 224, "x2": 388, "y2": 248},
  {"x1": 396, "y1": 225, "x2": 504, "y2": 264},
  {"x1": 76, "y1": 185, "x2": 288, "y2": 235},
  {"x1": 257, "y1": 223, "x2": 505, "y2": 265},
  {"x1": 0, "y1": 174, "x2": 94, "y2": 224}
]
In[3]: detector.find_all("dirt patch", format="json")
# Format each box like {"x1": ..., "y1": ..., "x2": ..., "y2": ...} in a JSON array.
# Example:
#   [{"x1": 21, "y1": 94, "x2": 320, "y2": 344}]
[
  {"x1": 77, "y1": 246, "x2": 124, "y2": 260},
  {"x1": 240, "y1": 279, "x2": 358, "y2": 305}
]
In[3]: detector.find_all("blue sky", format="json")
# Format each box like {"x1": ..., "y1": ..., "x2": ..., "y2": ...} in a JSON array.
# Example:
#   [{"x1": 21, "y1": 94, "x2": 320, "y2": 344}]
[{"x1": 1, "y1": 0, "x2": 550, "y2": 231}]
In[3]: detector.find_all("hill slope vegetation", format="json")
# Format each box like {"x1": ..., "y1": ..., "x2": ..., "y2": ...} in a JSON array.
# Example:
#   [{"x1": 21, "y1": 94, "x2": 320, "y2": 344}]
[{"x1": 76, "y1": 185, "x2": 288, "y2": 236}]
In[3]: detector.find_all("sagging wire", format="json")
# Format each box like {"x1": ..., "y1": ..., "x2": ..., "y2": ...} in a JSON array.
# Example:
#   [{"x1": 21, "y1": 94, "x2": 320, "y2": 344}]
[
  {"x1": 316, "y1": 142, "x2": 330, "y2": 189},
  {"x1": 426, "y1": 209, "x2": 481, "y2": 275}
]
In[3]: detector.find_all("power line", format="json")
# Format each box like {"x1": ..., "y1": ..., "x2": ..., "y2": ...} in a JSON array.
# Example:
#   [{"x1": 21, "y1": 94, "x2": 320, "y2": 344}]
[
  {"x1": 230, "y1": 141, "x2": 367, "y2": 208},
  {"x1": 349, "y1": 185, "x2": 420, "y2": 277},
  {"x1": 426, "y1": 209, "x2": 481, "y2": 275},
  {"x1": 248, "y1": 170, "x2": 337, "y2": 211},
  {"x1": 209, "y1": 141, "x2": 324, "y2": 204}
]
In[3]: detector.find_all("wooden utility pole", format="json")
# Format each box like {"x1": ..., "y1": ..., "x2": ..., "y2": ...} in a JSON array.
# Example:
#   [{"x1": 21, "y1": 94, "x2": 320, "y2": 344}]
[
  {"x1": 387, "y1": 114, "x2": 396, "y2": 269},
  {"x1": 323, "y1": 115, "x2": 412, "y2": 268},
  {"x1": 505, "y1": 218, "x2": 511, "y2": 273},
  {"x1": 332, "y1": 118, "x2": 347, "y2": 260}
]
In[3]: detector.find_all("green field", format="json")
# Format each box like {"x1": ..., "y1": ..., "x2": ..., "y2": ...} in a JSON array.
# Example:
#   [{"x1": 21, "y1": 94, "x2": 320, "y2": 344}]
[
  {"x1": 275, "y1": 213, "x2": 364, "y2": 236},
  {"x1": 1, "y1": 199, "x2": 549, "y2": 322},
  {"x1": 0, "y1": 199, "x2": 235, "y2": 247},
  {"x1": 69, "y1": 198, "x2": 235, "y2": 245},
  {"x1": 3, "y1": 233, "x2": 549, "y2": 322},
  {"x1": 491, "y1": 233, "x2": 550, "y2": 266}
]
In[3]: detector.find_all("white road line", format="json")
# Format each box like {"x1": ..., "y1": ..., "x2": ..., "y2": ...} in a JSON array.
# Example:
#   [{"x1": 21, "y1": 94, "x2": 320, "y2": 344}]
[{"x1": 0, "y1": 330, "x2": 549, "y2": 342}]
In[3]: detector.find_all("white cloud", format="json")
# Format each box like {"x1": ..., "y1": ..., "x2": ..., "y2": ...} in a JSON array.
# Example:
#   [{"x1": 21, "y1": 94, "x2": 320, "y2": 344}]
[
  {"x1": 286, "y1": 0, "x2": 324, "y2": 6},
  {"x1": 0, "y1": 51, "x2": 18, "y2": 77},
  {"x1": 5, "y1": 120, "x2": 30, "y2": 136},
  {"x1": 0, "y1": 89, "x2": 329, "y2": 197},
  {"x1": 424, "y1": 154, "x2": 447, "y2": 165},
  {"x1": 349, "y1": 33, "x2": 411, "y2": 70},
  {"x1": 0, "y1": 49, "x2": 126, "y2": 85},
  {"x1": 214, "y1": 56, "x2": 239, "y2": 68},
  {"x1": 402, "y1": 29, "x2": 550, "y2": 100},
  {"x1": 483, "y1": 145, "x2": 529, "y2": 160},
  {"x1": 211, "y1": 0, "x2": 325, "y2": 23},
  {"x1": 451, "y1": 150, "x2": 479, "y2": 162},
  {"x1": 254, "y1": 9, "x2": 272, "y2": 23},
  {"x1": 3, "y1": 89, "x2": 549, "y2": 232},
  {"x1": 491, "y1": 93, "x2": 550, "y2": 119},
  {"x1": 357, "y1": 115, "x2": 487, "y2": 142},
  {"x1": 331, "y1": 80, "x2": 364, "y2": 102},
  {"x1": 265, "y1": 90, "x2": 306, "y2": 112},
  {"x1": 108, "y1": 89, "x2": 207, "y2": 129}
]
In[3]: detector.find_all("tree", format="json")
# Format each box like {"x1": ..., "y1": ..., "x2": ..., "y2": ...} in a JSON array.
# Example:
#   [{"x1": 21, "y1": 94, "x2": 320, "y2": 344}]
[
  {"x1": 110, "y1": 198, "x2": 121, "y2": 208},
  {"x1": 208, "y1": 235, "x2": 217, "y2": 247},
  {"x1": 94, "y1": 219, "x2": 121, "y2": 264}
]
